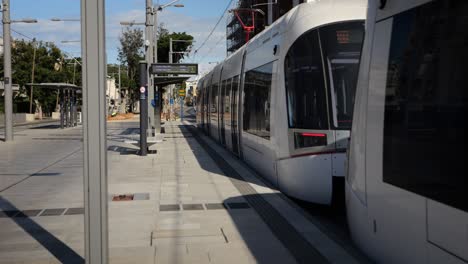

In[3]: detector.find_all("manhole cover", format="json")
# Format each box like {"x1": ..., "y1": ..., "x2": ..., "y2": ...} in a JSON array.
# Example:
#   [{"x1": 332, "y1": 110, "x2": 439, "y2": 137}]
[{"x1": 112, "y1": 194, "x2": 134, "y2": 201}]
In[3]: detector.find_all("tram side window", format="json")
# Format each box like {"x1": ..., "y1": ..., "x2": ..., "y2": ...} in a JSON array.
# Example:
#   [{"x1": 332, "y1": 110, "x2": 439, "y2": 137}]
[
  {"x1": 383, "y1": 1, "x2": 468, "y2": 212},
  {"x1": 319, "y1": 21, "x2": 364, "y2": 130},
  {"x1": 243, "y1": 62, "x2": 273, "y2": 139},
  {"x1": 211, "y1": 83, "x2": 218, "y2": 122},
  {"x1": 285, "y1": 29, "x2": 328, "y2": 130}
]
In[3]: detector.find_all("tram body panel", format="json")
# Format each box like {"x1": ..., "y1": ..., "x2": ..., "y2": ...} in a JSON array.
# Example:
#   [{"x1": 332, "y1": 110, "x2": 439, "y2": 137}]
[
  {"x1": 277, "y1": 154, "x2": 332, "y2": 204},
  {"x1": 347, "y1": 0, "x2": 468, "y2": 263},
  {"x1": 198, "y1": 0, "x2": 366, "y2": 204}
]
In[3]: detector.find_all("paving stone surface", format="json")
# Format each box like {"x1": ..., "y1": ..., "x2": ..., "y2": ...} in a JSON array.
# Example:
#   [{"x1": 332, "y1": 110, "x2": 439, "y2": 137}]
[{"x1": 0, "y1": 115, "x2": 365, "y2": 264}]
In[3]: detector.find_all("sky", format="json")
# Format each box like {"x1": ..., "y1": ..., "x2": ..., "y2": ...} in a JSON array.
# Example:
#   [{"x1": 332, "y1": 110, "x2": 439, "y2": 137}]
[{"x1": 8, "y1": 0, "x2": 235, "y2": 78}]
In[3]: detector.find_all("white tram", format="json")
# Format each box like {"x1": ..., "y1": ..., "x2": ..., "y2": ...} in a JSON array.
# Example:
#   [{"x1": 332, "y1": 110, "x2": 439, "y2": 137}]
[
  {"x1": 346, "y1": 0, "x2": 468, "y2": 263},
  {"x1": 197, "y1": 0, "x2": 366, "y2": 204}
]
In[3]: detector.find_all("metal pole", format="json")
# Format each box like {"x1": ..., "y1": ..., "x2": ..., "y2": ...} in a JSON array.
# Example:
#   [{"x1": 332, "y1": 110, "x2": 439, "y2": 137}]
[
  {"x1": 2, "y1": 0, "x2": 13, "y2": 141},
  {"x1": 139, "y1": 62, "x2": 148, "y2": 156},
  {"x1": 180, "y1": 96, "x2": 183, "y2": 121},
  {"x1": 153, "y1": 9, "x2": 161, "y2": 133},
  {"x1": 71, "y1": 90, "x2": 75, "y2": 127},
  {"x1": 59, "y1": 89, "x2": 64, "y2": 129},
  {"x1": 64, "y1": 89, "x2": 69, "y2": 127},
  {"x1": 69, "y1": 89, "x2": 73, "y2": 127},
  {"x1": 169, "y1": 38, "x2": 174, "y2": 120},
  {"x1": 81, "y1": 0, "x2": 108, "y2": 262},
  {"x1": 29, "y1": 41, "x2": 36, "y2": 114},
  {"x1": 146, "y1": 0, "x2": 155, "y2": 136},
  {"x1": 72, "y1": 62, "x2": 76, "y2": 84}
]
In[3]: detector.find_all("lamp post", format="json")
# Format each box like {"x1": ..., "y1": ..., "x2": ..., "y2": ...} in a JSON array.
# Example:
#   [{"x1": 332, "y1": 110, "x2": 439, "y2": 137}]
[
  {"x1": 2, "y1": 0, "x2": 37, "y2": 141},
  {"x1": 29, "y1": 39, "x2": 36, "y2": 114}
]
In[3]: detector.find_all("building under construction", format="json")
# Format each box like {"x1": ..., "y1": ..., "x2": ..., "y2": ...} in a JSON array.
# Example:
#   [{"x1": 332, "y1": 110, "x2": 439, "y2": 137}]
[{"x1": 226, "y1": 0, "x2": 305, "y2": 55}]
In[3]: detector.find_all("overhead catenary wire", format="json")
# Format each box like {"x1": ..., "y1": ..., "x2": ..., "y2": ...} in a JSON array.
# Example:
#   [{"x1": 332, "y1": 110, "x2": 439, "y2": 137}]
[
  {"x1": 191, "y1": 0, "x2": 234, "y2": 60},
  {"x1": 198, "y1": 33, "x2": 226, "y2": 64},
  {"x1": 10, "y1": 27, "x2": 82, "y2": 66}
]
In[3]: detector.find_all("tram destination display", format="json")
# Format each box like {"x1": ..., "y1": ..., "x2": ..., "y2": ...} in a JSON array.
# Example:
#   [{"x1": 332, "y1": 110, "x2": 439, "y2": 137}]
[{"x1": 151, "y1": 63, "x2": 198, "y2": 75}]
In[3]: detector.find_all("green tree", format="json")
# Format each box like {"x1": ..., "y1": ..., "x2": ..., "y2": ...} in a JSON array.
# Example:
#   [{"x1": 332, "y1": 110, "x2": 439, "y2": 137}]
[
  {"x1": 117, "y1": 27, "x2": 144, "y2": 89},
  {"x1": 0, "y1": 40, "x2": 78, "y2": 114},
  {"x1": 157, "y1": 24, "x2": 194, "y2": 63}
]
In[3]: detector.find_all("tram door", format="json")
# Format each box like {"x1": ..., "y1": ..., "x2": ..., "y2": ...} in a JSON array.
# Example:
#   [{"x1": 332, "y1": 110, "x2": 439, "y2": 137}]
[
  {"x1": 220, "y1": 80, "x2": 227, "y2": 145},
  {"x1": 205, "y1": 78, "x2": 212, "y2": 134},
  {"x1": 231, "y1": 75, "x2": 240, "y2": 156}
]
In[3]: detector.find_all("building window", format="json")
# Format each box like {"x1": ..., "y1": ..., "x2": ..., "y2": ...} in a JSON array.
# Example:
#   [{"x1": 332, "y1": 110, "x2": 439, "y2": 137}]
[
  {"x1": 383, "y1": 0, "x2": 468, "y2": 212},
  {"x1": 243, "y1": 62, "x2": 273, "y2": 139}
]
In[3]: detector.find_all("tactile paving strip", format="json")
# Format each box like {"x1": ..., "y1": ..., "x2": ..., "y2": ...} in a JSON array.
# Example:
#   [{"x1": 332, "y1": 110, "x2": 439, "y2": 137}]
[
  {"x1": 186, "y1": 125, "x2": 329, "y2": 264},
  {"x1": 0, "y1": 207, "x2": 84, "y2": 218},
  {"x1": 158, "y1": 203, "x2": 248, "y2": 212}
]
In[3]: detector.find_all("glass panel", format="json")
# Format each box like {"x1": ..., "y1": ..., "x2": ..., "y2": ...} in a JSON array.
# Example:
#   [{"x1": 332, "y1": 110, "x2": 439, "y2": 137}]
[
  {"x1": 383, "y1": 1, "x2": 468, "y2": 212},
  {"x1": 225, "y1": 79, "x2": 232, "y2": 130},
  {"x1": 210, "y1": 83, "x2": 218, "y2": 124},
  {"x1": 284, "y1": 29, "x2": 329, "y2": 130},
  {"x1": 320, "y1": 21, "x2": 364, "y2": 129},
  {"x1": 243, "y1": 62, "x2": 273, "y2": 139},
  {"x1": 232, "y1": 76, "x2": 240, "y2": 154}
]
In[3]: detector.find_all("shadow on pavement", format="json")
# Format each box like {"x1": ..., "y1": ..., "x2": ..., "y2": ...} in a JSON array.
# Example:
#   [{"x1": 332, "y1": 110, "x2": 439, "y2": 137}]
[
  {"x1": 30, "y1": 124, "x2": 62, "y2": 129},
  {"x1": 0, "y1": 196, "x2": 84, "y2": 264},
  {"x1": 181, "y1": 124, "x2": 270, "y2": 189}
]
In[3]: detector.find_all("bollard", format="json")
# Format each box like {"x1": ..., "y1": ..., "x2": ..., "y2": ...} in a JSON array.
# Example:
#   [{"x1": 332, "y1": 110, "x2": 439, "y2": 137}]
[{"x1": 139, "y1": 62, "x2": 148, "y2": 156}]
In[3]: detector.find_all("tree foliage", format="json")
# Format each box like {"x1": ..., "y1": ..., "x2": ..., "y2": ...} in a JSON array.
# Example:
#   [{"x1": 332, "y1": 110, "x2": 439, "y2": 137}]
[
  {"x1": 116, "y1": 24, "x2": 194, "y2": 111},
  {"x1": 0, "y1": 40, "x2": 80, "y2": 114},
  {"x1": 157, "y1": 24, "x2": 194, "y2": 63},
  {"x1": 117, "y1": 27, "x2": 144, "y2": 89}
]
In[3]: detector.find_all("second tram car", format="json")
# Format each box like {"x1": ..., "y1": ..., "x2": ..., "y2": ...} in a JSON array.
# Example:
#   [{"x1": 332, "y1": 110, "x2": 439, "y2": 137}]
[
  {"x1": 197, "y1": 0, "x2": 366, "y2": 204},
  {"x1": 346, "y1": 0, "x2": 468, "y2": 263}
]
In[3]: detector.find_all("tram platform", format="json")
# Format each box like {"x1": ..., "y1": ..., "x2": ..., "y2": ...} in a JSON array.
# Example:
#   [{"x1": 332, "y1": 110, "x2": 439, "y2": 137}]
[{"x1": 0, "y1": 116, "x2": 370, "y2": 263}]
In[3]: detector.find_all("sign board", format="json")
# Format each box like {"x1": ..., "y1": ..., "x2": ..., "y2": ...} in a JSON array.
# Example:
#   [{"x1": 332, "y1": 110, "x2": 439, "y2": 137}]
[
  {"x1": 151, "y1": 63, "x2": 198, "y2": 75},
  {"x1": 178, "y1": 89, "x2": 186, "y2": 97},
  {"x1": 170, "y1": 98, "x2": 174, "y2": 105}
]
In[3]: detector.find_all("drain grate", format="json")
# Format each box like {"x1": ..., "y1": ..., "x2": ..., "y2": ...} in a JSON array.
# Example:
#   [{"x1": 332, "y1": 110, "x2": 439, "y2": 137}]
[
  {"x1": 65, "y1": 208, "x2": 84, "y2": 215},
  {"x1": 40, "y1": 208, "x2": 66, "y2": 216},
  {"x1": 182, "y1": 204, "x2": 204, "y2": 210},
  {"x1": 205, "y1": 203, "x2": 227, "y2": 210},
  {"x1": 112, "y1": 194, "x2": 134, "y2": 201},
  {"x1": 110, "y1": 193, "x2": 149, "y2": 201},
  {"x1": 0, "y1": 207, "x2": 84, "y2": 218},
  {"x1": 158, "y1": 203, "x2": 250, "y2": 212},
  {"x1": 227, "y1": 202, "x2": 250, "y2": 209},
  {"x1": 159, "y1": 204, "x2": 180, "y2": 211},
  {"x1": 16, "y1": 210, "x2": 42, "y2": 217},
  {"x1": 0, "y1": 210, "x2": 19, "y2": 218}
]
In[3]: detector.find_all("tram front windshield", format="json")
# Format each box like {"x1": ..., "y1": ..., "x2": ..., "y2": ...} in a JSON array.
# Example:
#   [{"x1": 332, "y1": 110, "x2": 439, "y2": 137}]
[{"x1": 285, "y1": 21, "x2": 364, "y2": 130}]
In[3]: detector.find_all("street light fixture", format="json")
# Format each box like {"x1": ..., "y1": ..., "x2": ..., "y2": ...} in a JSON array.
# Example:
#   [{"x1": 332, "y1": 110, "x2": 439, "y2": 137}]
[
  {"x1": 50, "y1": 18, "x2": 80, "y2": 22},
  {"x1": 119, "y1": 20, "x2": 145, "y2": 26},
  {"x1": 11, "y1": 18, "x2": 37, "y2": 23},
  {"x1": 2, "y1": 0, "x2": 38, "y2": 141}
]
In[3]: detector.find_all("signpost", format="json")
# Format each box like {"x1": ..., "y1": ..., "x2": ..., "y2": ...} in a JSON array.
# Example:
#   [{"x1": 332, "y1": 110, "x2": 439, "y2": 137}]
[{"x1": 150, "y1": 63, "x2": 197, "y2": 122}]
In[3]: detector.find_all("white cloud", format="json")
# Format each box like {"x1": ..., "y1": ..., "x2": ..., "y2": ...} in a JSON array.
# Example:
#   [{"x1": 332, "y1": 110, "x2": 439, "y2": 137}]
[{"x1": 9, "y1": 5, "x2": 229, "y2": 76}]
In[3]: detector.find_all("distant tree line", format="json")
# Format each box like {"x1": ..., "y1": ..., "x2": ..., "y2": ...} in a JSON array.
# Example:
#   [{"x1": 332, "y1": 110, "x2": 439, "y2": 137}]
[
  {"x1": 0, "y1": 24, "x2": 193, "y2": 115},
  {"x1": 118, "y1": 23, "x2": 193, "y2": 110},
  {"x1": 0, "y1": 40, "x2": 81, "y2": 114}
]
